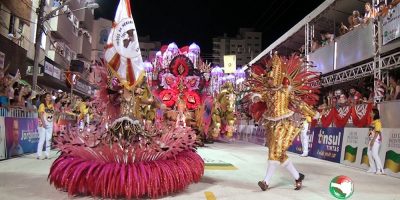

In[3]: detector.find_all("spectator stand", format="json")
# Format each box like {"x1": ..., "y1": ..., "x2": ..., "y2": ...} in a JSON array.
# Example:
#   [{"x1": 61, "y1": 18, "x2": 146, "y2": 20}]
[{"x1": 241, "y1": 0, "x2": 400, "y2": 178}]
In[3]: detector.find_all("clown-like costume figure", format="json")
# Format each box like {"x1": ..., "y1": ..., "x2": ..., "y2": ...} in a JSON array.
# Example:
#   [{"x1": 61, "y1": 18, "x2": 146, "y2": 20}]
[
  {"x1": 175, "y1": 98, "x2": 187, "y2": 128},
  {"x1": 162, "y1": 42, "x2": 179, "y2": 69},
  {"x1": 248, "y1": 53, "x2": 320, "y2": 191},
  {"x1": 186, "y1": 43, "x2": 200, "y2": 69}
]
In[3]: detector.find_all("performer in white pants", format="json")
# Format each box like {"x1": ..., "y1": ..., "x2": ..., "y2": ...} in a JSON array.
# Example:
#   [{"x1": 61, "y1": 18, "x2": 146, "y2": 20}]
[
  {"x1": 300, "y1": 116, "x2": 311, "y2": 157},
  {"x1": 37, "y1": 93, "x2": 54, "y2": 160},
  {"x1": 367, "y1": 108, "x2": 384, "y2": 175}
]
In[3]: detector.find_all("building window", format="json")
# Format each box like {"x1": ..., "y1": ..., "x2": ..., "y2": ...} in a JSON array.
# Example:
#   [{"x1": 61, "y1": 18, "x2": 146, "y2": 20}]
[
  {"x1": 255, "y1": 37, "x2": 260, "y2": 40},
  {"x1": 8, "y1": 15, "x2": 16, "y2": 34},
  {"x1": 237, "y1": 45, "x2": 242, "y2": 48},
  {"x1": 255, "y1": 44, "x2": 260, "y2": 47},
  {"x1": 40, "y1": 27, "x2": 47, "y2": 49}
]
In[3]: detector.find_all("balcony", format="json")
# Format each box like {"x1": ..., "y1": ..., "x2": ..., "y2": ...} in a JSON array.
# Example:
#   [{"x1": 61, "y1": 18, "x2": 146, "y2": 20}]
[
  {"x1": 48, "y1": 14, "x2": 79, "y2": 52},
  {"x1": 309, "y1": 22, "x2": 375, "y2": 75},
  {"x1": 47, "y1": 50, "x2": 69, "y2": 68},
  {"x1": 76, "y1": 8, "x2": 94, "y2": 32},
  {"x1": 77, "y1": 34, "x2": 91, "y2": 61}
]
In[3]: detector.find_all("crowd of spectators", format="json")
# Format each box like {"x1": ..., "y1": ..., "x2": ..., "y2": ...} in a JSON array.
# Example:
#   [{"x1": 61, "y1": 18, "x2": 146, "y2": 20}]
[
  {"x1": 310, "y1": 1, "x2": 400, "y2": 53},
  {"x1": 0, "y1": 69, "x2": 93, "y2": 123},
  {"x1": 317, "y1": 74, "x2": 400, "y2": 110}
]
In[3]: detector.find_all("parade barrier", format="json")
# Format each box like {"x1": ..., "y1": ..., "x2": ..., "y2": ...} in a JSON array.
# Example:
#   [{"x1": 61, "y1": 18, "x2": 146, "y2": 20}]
[
  {"x1": 4, "y1": 117, "x2": 39, "y2": 159},
  {"x1": 0, "y1": 117, "x2": 5, "y2": 160},
  {"x1": 0, "y1": 108, "x2": 39, "y2": 159},
  {"x1": 288, "y1": 127, "x2": 344, "y2": 163},
  {"x1": 235, "y1": 125, "x2": 400, "y2": 179},
  {"x1": 0, "y1": 107, "x2": 77, "y2": 160}
]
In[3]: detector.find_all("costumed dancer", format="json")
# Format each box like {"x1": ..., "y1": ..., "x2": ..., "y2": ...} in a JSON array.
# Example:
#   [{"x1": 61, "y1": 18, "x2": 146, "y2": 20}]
[
  {"x1": 211, "y1": 82, "x2": 236, "y2": 139},
  {"x1": 300, "y1": 115, "x2": 312, "y2": 157},
  {"x1": 367, "y1": 108, "x2": 385, "y2": 175},
  {"x1": 175, "y1": 97, "x2": 187, "y2": 128},
  {"x1": 36, "y1": 92, "x2": 54, "y2": 160},
  {"x1": 248, "y1": 53, "x2": 320, "y2": 191}
]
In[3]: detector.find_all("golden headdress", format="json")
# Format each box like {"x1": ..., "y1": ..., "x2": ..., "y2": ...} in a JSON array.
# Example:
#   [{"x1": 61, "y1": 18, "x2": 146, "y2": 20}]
[{"x1": 267, "y1": 53, "x2": 283, "y2": 86}]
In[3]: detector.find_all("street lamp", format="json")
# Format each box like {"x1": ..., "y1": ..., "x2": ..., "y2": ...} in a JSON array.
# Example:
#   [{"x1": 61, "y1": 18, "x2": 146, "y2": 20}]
[{"x1": 32, "y1": 0, "x2": 99, "y2": 91}]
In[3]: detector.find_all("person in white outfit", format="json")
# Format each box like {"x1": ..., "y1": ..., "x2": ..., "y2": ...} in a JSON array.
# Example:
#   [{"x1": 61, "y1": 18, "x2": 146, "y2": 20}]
[
  {"x1": 36, "y1": 93, "x2": 54, "y2": 160},
  {"x1": 367, "y1": 108, "x2": 385, "y2": 175},
  {"x1": 300, "y1": 115, "x2": 312, "y2": 157}
]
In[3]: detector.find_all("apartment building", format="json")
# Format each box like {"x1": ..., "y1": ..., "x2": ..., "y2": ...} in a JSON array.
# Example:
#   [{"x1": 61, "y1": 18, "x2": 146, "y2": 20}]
[
  {"x1": 0, "y1": 0, "x2": 95, "y2": 96},
  {"x1": 139, "y1": 35, "x2": 161, "y2": 62},
  {"x1": 91, "y1": 17, "x2": 112, "y2": 62},
  {"x1": 212, "y1": 28, "x2": 262, "y2": 67}
]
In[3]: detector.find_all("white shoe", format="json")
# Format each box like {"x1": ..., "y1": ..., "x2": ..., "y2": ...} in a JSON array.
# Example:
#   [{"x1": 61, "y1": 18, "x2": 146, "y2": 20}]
[
  {"x1": 376, "y1": 169, "x2": 385, "y2": 175},
  {"x1": 366, "y1": 168, "x2": 376, "y2": 173},
  {"x1": 300, "y1": 152, "x2": 308, "y2": 157}
]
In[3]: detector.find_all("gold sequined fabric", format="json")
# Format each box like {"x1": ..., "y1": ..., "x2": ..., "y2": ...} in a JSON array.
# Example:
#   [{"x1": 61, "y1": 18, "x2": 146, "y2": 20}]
[{"x1": 265, "y1": 119, "x2": 301, "y2": 163}]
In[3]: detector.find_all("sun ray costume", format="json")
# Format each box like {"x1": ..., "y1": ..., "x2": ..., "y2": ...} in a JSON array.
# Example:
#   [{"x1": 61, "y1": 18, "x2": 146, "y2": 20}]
[
  {"x1": 248, "y1": 53, "x2": 320, "y2": 191},
  {"x1": 211, "y1": 82, "x2": 237, "y2": 138},
  {"x1": 48, "y1": 1, "x2": 204, "y2": 198}
]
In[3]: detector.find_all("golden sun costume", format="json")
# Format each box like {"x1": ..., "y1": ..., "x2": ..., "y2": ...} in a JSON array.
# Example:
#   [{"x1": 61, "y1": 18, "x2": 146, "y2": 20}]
[
  {"x1": 211, "y1": 82, "x2": 236, "y2": 138},
  {"x1": 248, "y1": 54, "x2": 320, "y2": 191}
]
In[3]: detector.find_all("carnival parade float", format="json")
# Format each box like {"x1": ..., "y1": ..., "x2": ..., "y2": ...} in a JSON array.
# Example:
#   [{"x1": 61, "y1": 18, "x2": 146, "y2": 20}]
[{"x1": 48, "y1": 0, "x2": 204, "y2": 198}]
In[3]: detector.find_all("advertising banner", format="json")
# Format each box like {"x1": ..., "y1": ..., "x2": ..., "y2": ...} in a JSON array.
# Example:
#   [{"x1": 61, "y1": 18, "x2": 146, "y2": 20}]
[
  {"x1": 340, "y1": 128, "x2": 370, "y2": 169},
  {"x1": 5, "y1": 117, "x2": 39, "y2": 158},
  {"x1": 382, "y1": 4, "x2": 400, "y2": 45},
  {"x1": 44, "y1": 60, "x2": 54, "y2": 76},
  {"x1": 310, "y1": 127, "x2": 344, "y2": 163},
  {"x1": 381, "y1": 128, "x2": 400, "y2": 178},
  {"x1": 0, "y1": 117, "x2": 5, "y2": 160},
  {"x1": 52, "y1": 66, "x2": 61, "y2": 80},
  {"x1": 288, "y1": 129, "x2": 315, "y2": 155}
]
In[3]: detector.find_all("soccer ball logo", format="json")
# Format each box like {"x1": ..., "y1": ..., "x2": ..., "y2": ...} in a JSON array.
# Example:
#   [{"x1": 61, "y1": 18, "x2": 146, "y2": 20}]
[{"x1": 329, "y1": 175, "x2": 354, "y2": 199}]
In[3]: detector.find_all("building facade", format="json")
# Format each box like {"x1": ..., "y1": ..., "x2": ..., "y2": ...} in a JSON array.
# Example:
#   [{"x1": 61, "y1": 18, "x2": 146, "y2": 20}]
[
  {"x1": 139, "y1": 35, "x2": 161, "y2": 62},
  {"x1": 91, "y1": 17, "x2": 112, "y2": 62},
  {"x1": 212, "y1": 28, "x2": 262, "y2": 67},
  {"x1": 0, "y1": 0, "x2": 95, "y2": 96}
]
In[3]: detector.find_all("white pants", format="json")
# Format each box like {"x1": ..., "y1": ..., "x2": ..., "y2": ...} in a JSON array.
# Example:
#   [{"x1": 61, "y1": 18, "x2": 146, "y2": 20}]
[
  {"x1": 37, "y1": 126, "x2": 53, "y2": 157},
  {"x1": 367, "y1": 141, "x2": 383, "y2": 172},
  {"x1": 300, "y1": 123, "x2": 309, "y2": 154}
]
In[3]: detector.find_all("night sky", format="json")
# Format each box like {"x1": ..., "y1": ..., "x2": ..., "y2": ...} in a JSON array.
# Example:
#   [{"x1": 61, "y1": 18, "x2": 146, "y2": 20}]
[{"x1": 94, "y1": 0, "x2": 325, "y2": 56}]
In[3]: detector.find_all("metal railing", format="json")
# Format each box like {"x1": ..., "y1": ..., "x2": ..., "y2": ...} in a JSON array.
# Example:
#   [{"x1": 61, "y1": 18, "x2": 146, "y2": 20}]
[{"x1": 0, "y1": 107, "x2": 38, "y2": 118}]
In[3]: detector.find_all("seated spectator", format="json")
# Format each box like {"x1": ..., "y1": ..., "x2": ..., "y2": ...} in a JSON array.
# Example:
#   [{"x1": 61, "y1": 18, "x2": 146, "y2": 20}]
[
  {"x1": 348, "y1": 87, "x2": 363, "y2": 105},
  {"x1": 320, "y1": 31, "x2": 334, "y2": 46},
  {"x1": 352, "y1": 10, "x2": 363, "y2": 28},
  {"x1": 377, "y1": 2, "x2": 389, "y2": 17},
  {"x1": 339, "y1": 22, "x2": 349, "y2": 36},
  {"x1": 364, "y1": 2, "x2": 377, "y2": 23},
  {"x1": 387, "y1": 76, "x2": 400, "y2": 100},
  {"x1": 311, "y1": 37, "x2": 321, "y2": 52},
  {"x1": 0, "y1": 73, "x2": 9, "y2": 107},
  {"x1": 337, "y1": 94, "x2": 348, "y2": 107},
  {"x1": 348, "y1": 16, "x2": 354, "y2": 31}
]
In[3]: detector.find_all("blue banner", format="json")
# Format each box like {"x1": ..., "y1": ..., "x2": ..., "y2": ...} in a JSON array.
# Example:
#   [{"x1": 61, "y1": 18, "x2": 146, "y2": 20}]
[
  {"x1": 288, "y1": 135, "x2": 302, "y2": 154},
  {"x1": 5, "y1": 117, "x2": 39, "y2": 158},
  {"x1": 310, "y1": 127, "x2": 344, "y2": 163}
]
